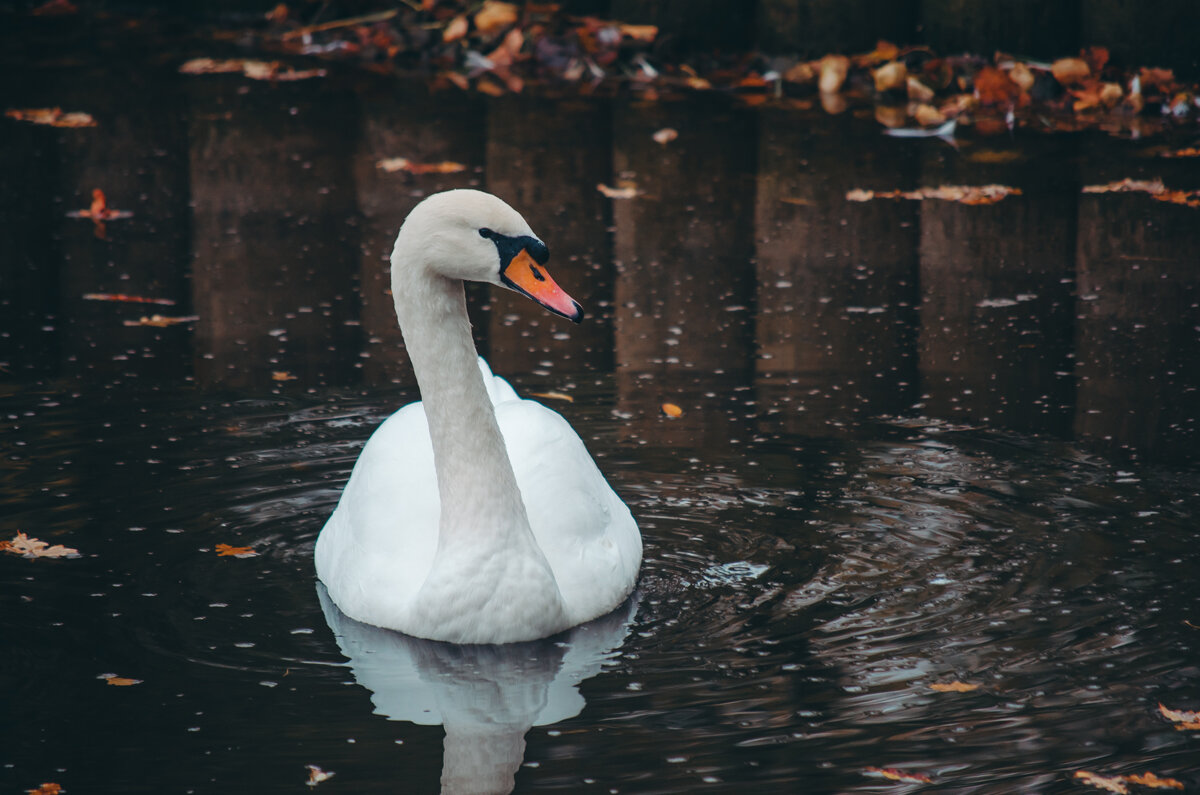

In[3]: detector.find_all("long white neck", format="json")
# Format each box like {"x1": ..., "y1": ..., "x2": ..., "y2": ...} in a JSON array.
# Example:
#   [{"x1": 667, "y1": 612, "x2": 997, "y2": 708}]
[{"x1": 392, "y1": 264, "x2": 530, "y2": 547}]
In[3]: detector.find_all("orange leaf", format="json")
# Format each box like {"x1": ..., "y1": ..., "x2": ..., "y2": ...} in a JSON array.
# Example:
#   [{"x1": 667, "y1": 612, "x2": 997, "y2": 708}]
[
  {"x1": 474, "y1": 1, "x2": 519, "y2": 34},
  {"x1": 442, "y1": 14, "x2": 468, "y2": 43},
  {"x1": 1082, "y1": 46, "x2": 1110, "y2": 75},
  {"x1": 215, "y1": 543, "x2": 258, "y2": 558},
  {"x1": 1, "y1": 532, "x2": 79, "y2": 559},
  {"x1": 930, "y1": 681, "x2": 979, "y2": 692},
  {"x1": 864, "y1": 767, "x2": 933, "y2": 784},
  {"x1": 529, "y1": 391, "x2": 574, "y2": 403},
  {"x1": 619, "y1": 24, "x2": 657, "y2": 43},
  {"x1": 1122, "y1": 772, "x2": 1184, "y2": 790},
  {"x1": 974, "y1": 65, "x2": 1021, "y2": 106},
  {"x1": 376, "y1": 158, "x2": 467, "y2": 174},
  {"x1": 661, "y1": 402, "x2": 683, "y2": 418},
  {"x1": 306, "y1": 765, "x2": 336, "y2": 786},
  {"x1": 596, "y1": 182, "x2": 640, "y2": 199},
  {"x1": 1074, "y1": 771, "x2": 1129, "y2": 794},
  {"x1": 1051, "y1": 57, "x2": 1091, "y2": 86},
  {"x1": 5, "y1": 107, "x2": 96, "y2": 127},
  {"x1": 122, "y1": 315, "x2": 199, "y2": 327},
  {"x1": 25, "y1": 784, "x2": 63, "y2": 795},
  {"x1": 1159, "y1": 702, "x2": 1200, "y2": 725},
  {"x1": 817, "y1": 55, "x2": 849, "y2": 93},
  {"x1": 84, "y1": 292, "x2": 176, "y2": 306},
  {"x1": 103, "y1": 675, "x2": 142, "y2": 686}
]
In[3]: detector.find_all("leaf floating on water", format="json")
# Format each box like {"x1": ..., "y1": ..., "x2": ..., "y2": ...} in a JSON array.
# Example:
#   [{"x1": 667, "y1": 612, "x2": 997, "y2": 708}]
[
  {"x1": 661, "y1": 403, "x2": 683, "y2": 418},
  {"x1": 1161, "y1": 147, "x2": 1200, "y2": 158},
  {"x1": 178, "y1": 58, "x2": 325, "y2": 81},
  {"x1": 99, "y1": 673, "x2": 143, "y2": 686},
  {"x1": 5, "y1": 107, "x2": 97, "y2": 127},
  {"x1": 1, "y1": 532, "x2": 79, "y2": 559},
  {"x1": 930, "y1": 681, "x2": 979, "y2": 692},
  {"x1": 597, "y1": 183, "x2": 640, "y2": 199},
  {"x1": 123, "y1": 315, "x2": 199, "y2": 328},
  {"x1": 863, "y1": 767, "x2": 933, "y2": 784},
  {"x1": 306, "y1": 765, "x2": 336, "y2": 787},
  {"x1": 529, "y1": 391, "x2": 574, "y2": 403},
  {"x1": 652, "y1": 127, "x2": 678, "y2": 145},
  {"x1": 376, "y1": 157, "x2": 467, "y2": 174},
  {"x1": 215, "y1": 543, "x2": 258, "y2": 558},
  {"x1": 84, "y1": 293, "x2": 176, "y2": 306},
  {"x1": 846, "y1": 184, "x2": 1021, "y2": 205},
  {"x1": 1074, "y1": 771, "x2": 1129, "y2": 793},
  {"x1": 271, "y1": 371, "x2": 297, "y2": 382},
  {"x1": 25, "y1": 784, "x2": 63, "y2": 795},
  {"x1": 1122, "y1": 772, "x2": 1184, "y2": 790},
  {"x1": 1082, "y1": 178, "x2": 1167, "y2": 195},
  {"x1": 1158, "y1": 702, "x2": 1200, "y2": 729}
]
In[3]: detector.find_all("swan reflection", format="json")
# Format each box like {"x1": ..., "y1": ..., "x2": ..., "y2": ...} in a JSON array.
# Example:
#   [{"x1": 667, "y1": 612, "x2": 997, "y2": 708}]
[{"x1": 318, "y1": 584, "x2": 637, "y2": 794}]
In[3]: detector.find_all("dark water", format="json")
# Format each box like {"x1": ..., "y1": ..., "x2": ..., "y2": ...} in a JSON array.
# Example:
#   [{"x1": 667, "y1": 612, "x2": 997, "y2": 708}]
[{"x1": 3, "y1": 20, "x2": 1200, "y2": 795}]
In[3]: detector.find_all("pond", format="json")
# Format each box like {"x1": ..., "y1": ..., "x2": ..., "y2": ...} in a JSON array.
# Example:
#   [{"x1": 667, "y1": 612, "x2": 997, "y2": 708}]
[{"x1": 3, "y1": 19, "x2": 1200, "y2": 795}]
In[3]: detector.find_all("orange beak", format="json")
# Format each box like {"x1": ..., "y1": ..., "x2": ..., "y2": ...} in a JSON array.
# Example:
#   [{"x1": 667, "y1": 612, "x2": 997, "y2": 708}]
[{"x1": 501, "y1": 249, "x2": 583, "y2": 323}]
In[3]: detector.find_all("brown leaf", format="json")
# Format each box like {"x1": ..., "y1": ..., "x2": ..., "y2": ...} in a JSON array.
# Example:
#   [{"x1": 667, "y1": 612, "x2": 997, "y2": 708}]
[
  {"x1": 930, "y1": 681, "x2": 979, "y2": 692},
  {"x1": 619, "y1": 24, "x2": 657, "y2": 43},
  {"x1": 1, "y1": 532, "x2": 79, "y2": 559},
  {"x1": 1074, "y1": 771, "x2": 1129, "y2": 794},
  {"x1": 912, "y1": 103, "x2": 946, "y2": 127},
  {"x1": 442, "y1": 15, "x2": 468, "y2": 43},
  {"x1": 817, "y1": 55, "x2": 850, "y2": 94},
  {"x1": 1082, "y1": 178, "x2": 1166, "y2": 195},
  {"x1": 1138, "y1": 67, "x2": 1175, "y2": 93},
  {"x1": 122, "y1": 315, "x2": 199, "y2": 327},
  {"x1": 873, "y1": 61, "x2": 907, "y2": 93},
  {"x1": 529, "y1": 391, "x2": 574, "y2": 403},
  {"x1": 1007, "y1": 62, "x2": 1035, "y2": 92},
  {"x1": 864, "y1": 767, "x2": 933, "y2": 784},
  {"x1": 25, "y1": 784, "x2": 63, "y2": 795},
  {"x1": 5, "y1": 107, "x2": 97, "y2": 127},
  {"x1": 906, "y1": 76, "x2": 935, "y2": 102},
  {"x1": 1159, "y1": 703, "x2": 1200, "y2": 724},
  {"x1": 783, "y1": 61, "x2": 815, "y2": 84},
  {"x1": 83, "y1": 293, "x2": 176, "y2": 306},
  {"x1": 974, "y1": 65, "x2": 1022, "y2": 107},
  {"x1": 596, "y1": 183, "x2": 640, "y2": 199},
  {"x1": 661, "y1": 402, "x2": 683, "y2": 418},
  {"x1": 215, "y1": 543, "x2": 258, "y2": 558},
  {"x1": 652, "y1": 127, "x2": 678, "y2": 145},
  {"x1": 1162, "y1": 147, "x2": 1200, "y2": 158},
  {"x1": 1122, "y1": 772, "x2": 1184, "y2": 790},
  {"x1": 102, "y1": 675, "x2": 143, "y2": 686},
  {"x1": 1052, "y1": 57, "x2": 1091, "y2": 86},
  {"x1": 271, "y1": 371, "x2": 297, "y2": 382},
  {"x1": 306, "y1": 765, "x2": 336, "y2": 787},
  {"x1": 474, "y1": 1, "x2": 519, "y2": 35},
  {"x1": 376, "y1": 158, "x2": 467, "y2": 174}
]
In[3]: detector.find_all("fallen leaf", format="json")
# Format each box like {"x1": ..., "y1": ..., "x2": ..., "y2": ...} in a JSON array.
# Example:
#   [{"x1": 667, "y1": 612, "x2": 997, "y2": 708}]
[
  {"x1": 1159, "y1": 702, "x2": 1200, "y2": 727},
  {"x1": 846, "y1": 184, "x2": 1021, "y2": 205},
  {"x1": 474, "y1": 1, "x2": 519, "y2": 35},
  {"x1": 1, "y1": 532, "x2": 79, "y2": 559},
  {"x1": 596, "y1": 183, "x2": 640, "y2": 199},
  {"x1": 215, "y1": 543, "x2": 258, "y2": 558},
  {"x1": 306, "y1": 765, "x2": 336, "y2": 787},
  {"x1": 5, "y1": 107, "x2": 97, "y2": 127},
  {"x1": 619, "y1": 24, "x2": 658, "y2": 43},
  {"x1": 906, "y1": 76, "x2": 935, "y2": 102},
  {"x1": 1052, "y1": 57, "x2": 1091, "y2": 86},
  {"x1": 652, "y1": 127, "x2": 678, "y2": 145},
  {"x1": 864, "y1": 767, "x2": 933, "y2": 784},
  {"x1": 1082, "y1": 46, "x2": 1110, "y2": 75},
  {"x1": 25, "y1": 784, "x2": 63, "y2": 795},
  {"x1": 818, "y1": 54, "x2": 850, "y2": 94},
  {"x1": 974, "y1": 65, "x2": 1022, "y2": 107},
  {"x1": 930, "y1": 681, "x2": 979, "y2": 692},
  {"x1": 873, "y1": 61, "x2": 907, "y2": 93},
  {"x1": 1082, "y1": 178, "x2": 1166, "y2": 195},
  {"x1": 376, "y1": 158, "x2": 467, "y2": 174},
  {"x1": 661, "y1": 402, "x2": 682, "y2": 418},
  {"x1": 179, "y1": 57, "x2": 244, "y2": 74},
  {"x1": 783, "y1": 61, "x2": 815, "y2": 84},
  {"x1": 101, "y1": 675, "x2": 142, "y2": 686},
  {"x1": 179, "y1": 58, "x2": 324, "y2": 81},
  {"x1": 1007, "y1": 62, "x2": 1035, "y2": 92},
  {"x1": 912, "y1": 103, "x2": 946, "y2": 126},
  {"x1": 1074, "y1": 771, "x2": 1129, "y2": 794},
  {"x1": 271, "y1": 371, "x2": 297, "y2": 382},
  {"x1": 83, "y1": 293, "x2": 176, "y2": 306},
  {"x1": 1122, "y1": 772, "x2": 1183, "y2": 790},
  {"x1": 529, "y1": 391, "x2": 574, "y2": 403},
  {"x1": 123, "y1": 315, "x2": 199, "y2": 327},
  {"x1": 442, "y1": 15, "x2": 468, "y2": 43}
]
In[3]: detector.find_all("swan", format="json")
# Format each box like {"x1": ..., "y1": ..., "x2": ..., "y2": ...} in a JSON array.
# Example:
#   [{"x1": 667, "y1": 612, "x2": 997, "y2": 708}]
[{"x1": 315, "y1": 189, "x2": 641, "y2": 644}]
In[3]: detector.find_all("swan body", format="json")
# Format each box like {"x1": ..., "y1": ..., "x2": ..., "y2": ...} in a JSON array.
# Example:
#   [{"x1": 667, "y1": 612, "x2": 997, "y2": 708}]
[{"x1": 315, "y1": 189, "x2": 641, "y2": 644}]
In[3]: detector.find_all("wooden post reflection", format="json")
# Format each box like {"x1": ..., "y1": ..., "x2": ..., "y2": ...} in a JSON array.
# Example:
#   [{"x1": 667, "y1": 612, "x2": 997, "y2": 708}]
[
  {"x1": 486, "y1": 94, "x2": 613, "y2": 376},
  {"x1": 917, "y1": 139, "x2": 1076, "y2": 434},
  {"x1": 354, "y1": 79, "x2": 485, "y2": 385},
  {"x1": 1074, "y1": 142, "x2": 1200, "y2": 461},
  {"x1": 189, "y1": 78, "x2": 359, "y2": 389},
  {"x1": 611, "y1": 97, "x2": 757, "y2": 447},
  {"x1": 755, "y1": 110, "x2": 919, "y2": 437},
  {"x1": 50, "y1": 66, "x2": 192, "y2": 382}
]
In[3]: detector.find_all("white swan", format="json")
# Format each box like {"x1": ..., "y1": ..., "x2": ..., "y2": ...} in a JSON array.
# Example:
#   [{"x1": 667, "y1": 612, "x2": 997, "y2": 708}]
[{"x1": 315, "y1": 189, "x2": 641, "y2": 644}]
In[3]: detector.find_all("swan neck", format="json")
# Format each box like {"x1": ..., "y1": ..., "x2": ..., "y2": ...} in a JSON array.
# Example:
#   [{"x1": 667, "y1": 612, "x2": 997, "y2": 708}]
[{"x1": 393, "y1": 265, "x2": 528, "y2": 540}]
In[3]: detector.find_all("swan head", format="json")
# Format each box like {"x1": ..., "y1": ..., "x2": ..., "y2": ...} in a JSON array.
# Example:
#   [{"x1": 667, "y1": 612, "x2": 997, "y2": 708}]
[{"x1": 393, "y1": 189, "x2": 583, "y2": 323}]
